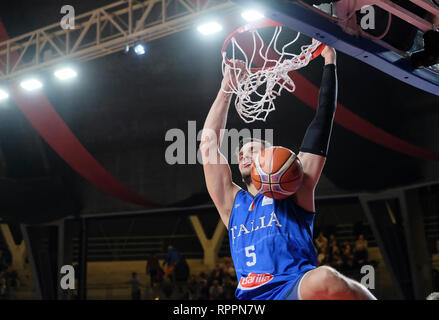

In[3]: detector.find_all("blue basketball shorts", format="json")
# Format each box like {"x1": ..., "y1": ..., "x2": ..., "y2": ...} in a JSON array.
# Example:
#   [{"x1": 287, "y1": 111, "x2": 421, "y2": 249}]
[{"x1": 284, "y1": 271, "x2": 310, "y2": 300}]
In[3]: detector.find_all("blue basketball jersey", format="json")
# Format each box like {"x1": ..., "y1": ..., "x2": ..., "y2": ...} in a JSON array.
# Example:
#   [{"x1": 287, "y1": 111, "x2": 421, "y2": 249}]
[{"x1": 228, "y1": 189, "x2": 318, "y2": 300}]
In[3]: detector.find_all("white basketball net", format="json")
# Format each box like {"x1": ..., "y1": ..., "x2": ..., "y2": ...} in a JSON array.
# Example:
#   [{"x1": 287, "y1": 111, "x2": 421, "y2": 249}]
[{"x1": 222, "y1": 26, "x2": 321, "y2": 123}]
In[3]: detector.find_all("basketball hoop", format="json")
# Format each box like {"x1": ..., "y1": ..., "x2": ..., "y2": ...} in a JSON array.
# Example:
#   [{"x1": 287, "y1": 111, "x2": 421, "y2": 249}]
[{"x1": 221, "y1": 18, "x2": 325, "y2": 123}]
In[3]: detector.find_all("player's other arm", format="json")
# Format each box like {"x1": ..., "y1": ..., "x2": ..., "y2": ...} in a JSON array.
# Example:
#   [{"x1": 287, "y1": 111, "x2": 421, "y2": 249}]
[
  {"x1": 293, "y1": 46, "x2": 338, "y2": 212},
  {"x1": 200, "y1": 65, "x2": 243, "y2": 228}
]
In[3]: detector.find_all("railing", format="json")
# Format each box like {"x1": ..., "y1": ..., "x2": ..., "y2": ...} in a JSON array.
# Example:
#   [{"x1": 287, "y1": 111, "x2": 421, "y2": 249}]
[
  {"x1": 71, "y1": 234, "x2": 202, "y2": 261},
  {"x1": 67, "y1": 216, "x2": 437, "y2": 263},
  {"x1": 0, "y1": 0, "x2": 235, "y2": 81}
]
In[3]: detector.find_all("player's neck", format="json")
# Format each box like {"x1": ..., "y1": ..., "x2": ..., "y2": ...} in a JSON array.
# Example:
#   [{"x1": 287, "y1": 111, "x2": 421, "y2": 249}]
[{"x1": 246, "y1": 183, "x2": 259, "y2": 198}]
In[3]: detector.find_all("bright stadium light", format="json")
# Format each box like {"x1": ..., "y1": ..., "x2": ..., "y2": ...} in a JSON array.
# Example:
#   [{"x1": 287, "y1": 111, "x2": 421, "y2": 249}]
[
  {"x1": 197, "y1": 22, "x2": 223, "y2": 35},
  {"x1": 241, "y1": 9, "x2": 264, "y2": 22},
  {"x1": 134, "y1": 43, "x2": 146, "y2": 55},
  {"x1": 54, "y1": 67, "x2": 77, "y2": 80},
  {"x1": 0, "y1": 89, "x2": 9, "y2": 101},
  {"x1": 20, "y1": 78, "x2": 43, "y2": 91}
]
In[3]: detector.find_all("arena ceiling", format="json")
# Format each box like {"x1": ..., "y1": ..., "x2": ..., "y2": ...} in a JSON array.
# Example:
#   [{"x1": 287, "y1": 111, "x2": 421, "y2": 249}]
[{"x1": 0, "y1": 0, "x2": 438, "y2": 223}]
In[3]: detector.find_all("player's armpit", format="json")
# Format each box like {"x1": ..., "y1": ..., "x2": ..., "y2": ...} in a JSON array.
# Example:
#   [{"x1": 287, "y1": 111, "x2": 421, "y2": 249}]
[
  {"x1": 200, "y1": 140, "x2": 240, "y2": 228},
  {"x1": 292, "y1": 181, "x2": 316, "y2": 213},
  {"x1": 298, "y1": 151, "x2": 326, "y2": 188},
  {"x1": 291, "y1": 151, "x2": 326, "y2": 212}
]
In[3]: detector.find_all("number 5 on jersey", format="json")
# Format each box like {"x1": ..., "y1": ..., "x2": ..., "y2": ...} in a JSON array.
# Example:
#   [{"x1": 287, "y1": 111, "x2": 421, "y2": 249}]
[{"x1": 245, "y1": 245, "x2": 256, "y2": 267}]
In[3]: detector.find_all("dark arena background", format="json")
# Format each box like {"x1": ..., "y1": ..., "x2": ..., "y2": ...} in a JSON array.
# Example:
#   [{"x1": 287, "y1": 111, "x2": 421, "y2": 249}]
[{"x1": 0, "y1": 0, "x2": 438, "y2": 304}]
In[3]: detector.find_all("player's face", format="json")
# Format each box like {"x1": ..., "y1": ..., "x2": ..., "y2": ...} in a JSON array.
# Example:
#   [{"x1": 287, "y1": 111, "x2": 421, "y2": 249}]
[{"x1": 238, "y1": 142, "x2": 264, "y2": 178}]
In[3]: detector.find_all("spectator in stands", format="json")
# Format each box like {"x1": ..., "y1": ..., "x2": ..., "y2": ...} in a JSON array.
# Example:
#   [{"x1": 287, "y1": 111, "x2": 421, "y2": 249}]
[
  {"x1": 127, "y1": 272, "x2": 142, "y2": 300},
  {"x1": 175, "y1": 255, "x2": 190, "y2": 283},
  {"x1": 163, "y1": 245, "x2": 181, "y2": 284},
  {"x1": 4, "y1": 267, "x2": 19, "y2": 289},
  {"x1": 198, "y1": 272, "x2": 209, "y2": 300},
  {"x1": 223, "y1": 259, "x2": 235, "y2": 279},
  {"x1": 146, "y1": 253, "x2": 163, "y2": 287},
  {"x1": 328, "y1": 233, "x2": 336, "y2": 246},
  {"x1": 174, "y1": 255, "x2": 190, "y2": 297},
  {"x1": 315, "y1": 232, "x2": 328, "y2": 253},
  {"x1": 209, "y1": 279, "x2": 224, "y2": 300},
  {"x1": 187, "y1": 274, "x2": 200, "y2": 300},
  {"x1": 329, "y1": 241, "x2": 343, "y2": 269},
  {"x1": 210, "y1": 264, "x2": 224, "y2": 285},
  {"x1": 355, "y1": 234, "x2": 368, "y2": 251},
  {"x1": 329, "y1": 233, "x2": 337, "y2": 247},
  {"x1": 342, "y1": 242, "x2": 355, "y2": 271},
  {"x1": 354, "y1": 234, "x2": 369, "y2": 267},
  {"x1": 0, "y1": 277, "x2": 10, "y2": 300},
  {"x1": 317, "y1": 241, "x2": 328, "y2": 266},
  {"x1": 161, "y1": 278, "x2": 174, "y2": 299},
  {"x1": 222, "y1": 274, "x2": 237, "y2": 300}
]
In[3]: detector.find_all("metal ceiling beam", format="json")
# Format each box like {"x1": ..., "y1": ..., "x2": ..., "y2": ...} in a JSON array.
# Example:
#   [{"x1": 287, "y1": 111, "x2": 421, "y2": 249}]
[
  {"x1": 0, "y1": 0, "x2": 235, "y2": 81},
  {"x1": 64, "y1": 180, "x2": 439, "y2": 219}
]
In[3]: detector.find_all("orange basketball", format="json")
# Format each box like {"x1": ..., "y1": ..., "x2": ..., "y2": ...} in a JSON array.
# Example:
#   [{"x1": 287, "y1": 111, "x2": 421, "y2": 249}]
[{"x1": 251, "y1": 146, "x2": 303, "y2": 199}]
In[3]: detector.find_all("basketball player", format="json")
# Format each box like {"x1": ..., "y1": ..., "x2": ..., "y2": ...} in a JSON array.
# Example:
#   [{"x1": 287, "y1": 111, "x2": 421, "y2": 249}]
[{"x1": 200, "y1": 44, "x2": 376, "y2": 300}]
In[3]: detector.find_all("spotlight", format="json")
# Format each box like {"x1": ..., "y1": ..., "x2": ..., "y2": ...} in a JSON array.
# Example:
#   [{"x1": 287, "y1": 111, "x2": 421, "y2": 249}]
[
  {"x1": 20, "y1": 79, "x2": 43, "y2": 91},
  {"x1": 241, "y1": 10, "x2": 264, "y2": 22},
  {"x1": 0, "y1": 89, "x2": 9, "y2": 101},
  {"x1": 54, "y1": 67, "x2": 77, "y2": 80},
  {"x1": 134, "y1": 43, "x2": 146, "y2": 55},
  {"x1": 197, "y1": 22, "x2": 223, "y2": 35}
]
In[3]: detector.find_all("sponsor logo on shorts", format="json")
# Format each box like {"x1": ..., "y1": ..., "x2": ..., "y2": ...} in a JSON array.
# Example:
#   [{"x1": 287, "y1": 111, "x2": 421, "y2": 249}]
[{"x1": 238, "y1": 273, "x2": 274, "y2": 290}]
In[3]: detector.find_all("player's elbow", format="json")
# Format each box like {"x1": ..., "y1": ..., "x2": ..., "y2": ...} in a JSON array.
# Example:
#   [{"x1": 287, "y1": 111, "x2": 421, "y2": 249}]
[
  {"x1": 200, "y1": 138, "x2": 216, "y2": 162},
  {"x1": 200, "y1": 128, "x2": 218, "y2": 150},
  {"x1": 200, "y1": 137, "x2": 225, "y2": 166},
  {"x1": 200, "y1": 136, "x2": 214, "y2": 152}
]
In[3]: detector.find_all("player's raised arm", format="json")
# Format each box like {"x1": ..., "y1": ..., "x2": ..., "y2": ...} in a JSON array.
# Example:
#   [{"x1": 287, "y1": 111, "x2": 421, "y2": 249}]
[
  {"x1": 293, "y1": 46, "x2": 338, "y2": 212},
  {"x1": 200, "y1": 62, "x2": 244, "y2": 228}
]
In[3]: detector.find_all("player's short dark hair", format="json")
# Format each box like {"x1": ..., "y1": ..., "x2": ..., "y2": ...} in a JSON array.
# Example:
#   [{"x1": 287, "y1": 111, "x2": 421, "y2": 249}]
[{"x1": 235, "y1": 137, "x2": 271, "y2": 159}]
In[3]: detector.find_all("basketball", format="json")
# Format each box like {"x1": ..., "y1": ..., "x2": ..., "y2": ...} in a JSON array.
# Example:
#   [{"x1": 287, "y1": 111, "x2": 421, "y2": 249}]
[{"x1": 251, "y1": 146, "x2": 303, "y2": 199}]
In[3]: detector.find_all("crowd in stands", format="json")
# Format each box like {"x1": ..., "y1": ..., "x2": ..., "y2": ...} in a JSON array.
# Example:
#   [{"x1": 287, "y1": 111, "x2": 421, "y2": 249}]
[
  {"x1": 141, "y1": 232, "x2": 374, "y2": 300},
  {"x1": 314, "y1": 231, "x2": 371, "y2": 273},
  {"x1": 185, "y1": 259, "x2": 237, "y2": 300},
  {"x1": 142, "y1": 245, "x2": 238, "y2": 300},
  {"x1": 143, "y1": 232, "x2": 373, "y2": 300}
]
